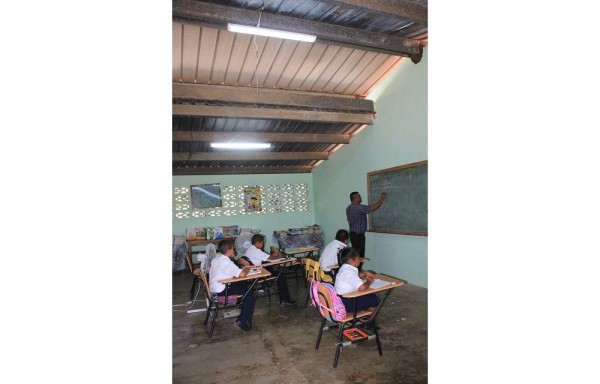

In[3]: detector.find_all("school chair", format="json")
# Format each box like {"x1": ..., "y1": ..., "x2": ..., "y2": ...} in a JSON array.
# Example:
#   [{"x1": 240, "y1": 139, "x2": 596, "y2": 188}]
[
  {"x1": 189, "y1": 244, "x2": 217, "y2": 301},
  {"x1": 303, "y1": 259, "x2": 333, "y2": 306},
  {"x1": 254, "y1": 273, "x2": 279, "y2": 303},
  {"x1": 311, "y1": 280, "x2": 381, "y2": 369},
  {"x1": 197, "y1": 269, "x2": 242, "y2": 339}
]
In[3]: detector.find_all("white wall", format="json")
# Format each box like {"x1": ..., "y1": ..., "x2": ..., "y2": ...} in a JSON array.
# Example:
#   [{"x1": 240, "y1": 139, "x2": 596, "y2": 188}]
[{"x1": 313, "y1": 48, "x2": 428, "y2": 287}]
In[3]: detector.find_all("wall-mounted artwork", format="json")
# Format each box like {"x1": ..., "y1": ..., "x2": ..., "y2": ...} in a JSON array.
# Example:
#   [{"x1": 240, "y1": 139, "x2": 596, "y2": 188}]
[
  {"x1": 190, "y1": 183, "x2": 222, "y2": 210},
  {"x1": 243, "y1": 186, "x2": 262, "y2": 213}
]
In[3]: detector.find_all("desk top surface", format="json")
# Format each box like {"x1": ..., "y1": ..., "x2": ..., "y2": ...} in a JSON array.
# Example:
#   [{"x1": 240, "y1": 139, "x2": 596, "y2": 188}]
[
  {"x1": 341, "y1": 274, "x2": 406, "y2": 298},
  {"x1": 262, "y1": 258, "x2": 297, "y2": 267},
  {"x1": 282, "y1": 246, "x2": 320, "y2": 255},
  {"x1": 217, "y1": 268, "x2": 271, "y2": 284}
]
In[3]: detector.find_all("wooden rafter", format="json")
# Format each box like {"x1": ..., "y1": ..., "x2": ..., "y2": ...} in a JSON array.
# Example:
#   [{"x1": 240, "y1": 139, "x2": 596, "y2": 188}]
[
  {"x1": 173, "y1": 83, "x2": 374, "y2": 113},
  {"x1": 173, "y1": 166, "x2": 313, "y2": 175},
  {"x1": 172, "y1": 0, "x2": 424, "y2": 63},
  {"x1": 172, "y1": 131, "x2": 351, "y2": 144},
  {"x1": 172, "y1": 104, "x2": 374, "y2": 125},
  {"x1": 173, "y1": 152, "x2": 329, "y2": 161}
]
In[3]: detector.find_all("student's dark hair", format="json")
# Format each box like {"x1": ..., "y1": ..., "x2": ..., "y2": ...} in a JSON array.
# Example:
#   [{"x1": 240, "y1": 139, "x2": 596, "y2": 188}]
[
  {"x1": 335, "y1": 229, "x2": 349, "y2": 242},
  {"x1": 340, "y1": 247, "x2": 360, "y2": 264},
  {"x1": 217, "y1": 238, "x2": 235, "y2": 254},
  {"x1": 251, "y1": 233, "x2": 265, "y2": 245},
  {"x1": 349, "y1": 191, "x2": 359, "y2": 202}
]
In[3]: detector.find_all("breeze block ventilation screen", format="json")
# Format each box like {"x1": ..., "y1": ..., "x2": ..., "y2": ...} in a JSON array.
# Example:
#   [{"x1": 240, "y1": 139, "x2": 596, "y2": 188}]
[{"x1": 173, "y1": 183, "x2": 309, "y2": 219}]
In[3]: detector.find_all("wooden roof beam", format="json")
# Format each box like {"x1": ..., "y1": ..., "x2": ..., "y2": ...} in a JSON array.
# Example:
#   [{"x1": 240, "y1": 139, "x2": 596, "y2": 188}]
[
  {"x1": 172, "y1": 0, "x2": 424, "y2": 63},
  {"x1": 173, "y1": 166, "x2": 312, "y2": 175},
  {"x1": 172, "y1": 131, "x2": 351, "y2": 144},
  {"x1": 173, "y1": 83, "x2": 374, "y2": 113},
  {"x1": 173, "y1": 152, "x2": 329, "y2": 161},
  {"x1": 173, "y1": 104, "x2": 373, "y2": 125}
]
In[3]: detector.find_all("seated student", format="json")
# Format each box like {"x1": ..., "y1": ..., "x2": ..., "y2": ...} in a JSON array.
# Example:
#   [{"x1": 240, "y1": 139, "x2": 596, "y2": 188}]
[
  {"x1": 242, "y1": 234, "x2": 296, "y2": 306},
  {"x1": 319, "y1": 229, "x2": 349, "y2": 280},
  {"x1": 334, "y1": 247, "x2": 379, "y2": 313},
  {"x1": 209, "y1": 238, "x2": 257, "y2": 333}
]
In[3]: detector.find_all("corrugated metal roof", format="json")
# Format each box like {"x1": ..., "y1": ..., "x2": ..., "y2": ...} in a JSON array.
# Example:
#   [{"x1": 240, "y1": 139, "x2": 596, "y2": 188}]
[{"x1": 172, "y1": 0, "x2": 428, "y2": 175}]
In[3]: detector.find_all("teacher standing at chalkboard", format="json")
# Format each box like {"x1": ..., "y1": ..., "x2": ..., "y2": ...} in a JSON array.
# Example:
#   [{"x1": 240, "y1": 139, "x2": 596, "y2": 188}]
[{"x1": 346, "y1": 191, "x2": 387, "y2": 261}]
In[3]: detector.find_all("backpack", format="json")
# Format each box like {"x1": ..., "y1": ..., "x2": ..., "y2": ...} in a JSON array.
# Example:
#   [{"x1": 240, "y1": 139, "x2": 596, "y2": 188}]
[{"x1": 309, "y1": 280, "x2": 346, "y2": 321}]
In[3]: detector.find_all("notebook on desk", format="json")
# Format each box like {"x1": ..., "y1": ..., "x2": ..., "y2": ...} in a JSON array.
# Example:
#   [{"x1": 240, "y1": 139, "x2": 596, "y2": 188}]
[
  {"x1": 369, "y1": 279, "x2": 393, "y2": 289},
  {"x1": 247, "y1": 268, "x2": 262, "y2": 275}
]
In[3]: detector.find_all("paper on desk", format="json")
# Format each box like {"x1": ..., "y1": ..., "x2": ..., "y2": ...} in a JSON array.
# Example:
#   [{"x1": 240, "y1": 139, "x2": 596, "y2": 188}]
[
  {"x1": 369, "y1": 279, "x2": 392, "y2": 289},
  {"x1": 247, "y1": 268, "x2": 262, "y2": 275},
  {"x1": 269, "y1": 257, "x2": 286, "y2": 262}
]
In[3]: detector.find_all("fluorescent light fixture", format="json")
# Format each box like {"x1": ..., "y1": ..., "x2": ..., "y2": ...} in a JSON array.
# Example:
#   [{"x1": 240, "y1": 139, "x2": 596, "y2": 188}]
[
  {"x1": 227, "y1": 23, "x2": 316, "y2": 43},
  {"x1": 211, "y1": 142, "x2": 271, "y2": 149}
]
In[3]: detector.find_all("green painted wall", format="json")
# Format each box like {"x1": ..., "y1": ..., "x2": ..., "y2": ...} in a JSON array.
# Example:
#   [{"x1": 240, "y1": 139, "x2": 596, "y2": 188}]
[
  {"x1": 313, "y1": 48, "x2": 428, "y2": 287},
  {"x1": 172, "y1": 173, "x2": 315, "y2": 250}
]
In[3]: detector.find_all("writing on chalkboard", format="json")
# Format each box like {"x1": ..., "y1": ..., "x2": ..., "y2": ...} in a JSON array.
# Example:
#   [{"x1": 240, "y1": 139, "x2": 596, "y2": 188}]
[{"x1": 368, "y1": 161, "x2": 427, "y2": 236}]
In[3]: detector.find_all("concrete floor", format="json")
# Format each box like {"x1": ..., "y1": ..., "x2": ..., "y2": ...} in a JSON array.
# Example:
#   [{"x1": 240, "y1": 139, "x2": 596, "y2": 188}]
[{"x1": 172, "y1": 269, "x2": 428, "y2": 384}]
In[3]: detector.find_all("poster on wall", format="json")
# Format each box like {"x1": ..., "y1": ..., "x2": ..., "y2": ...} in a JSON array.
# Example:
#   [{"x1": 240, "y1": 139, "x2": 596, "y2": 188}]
[
  {"x1": 243, "y1": 186, "x2": 262, "y2": 213},
  {"x1": 190, "y1": 183, "x2": 222, "y2": 209}
]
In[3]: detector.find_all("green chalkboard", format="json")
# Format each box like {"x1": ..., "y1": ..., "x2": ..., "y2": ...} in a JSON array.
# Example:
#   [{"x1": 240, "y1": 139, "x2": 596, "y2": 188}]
[{"x1": 367, "y1": 161, "x2": 427, "y2": 236}]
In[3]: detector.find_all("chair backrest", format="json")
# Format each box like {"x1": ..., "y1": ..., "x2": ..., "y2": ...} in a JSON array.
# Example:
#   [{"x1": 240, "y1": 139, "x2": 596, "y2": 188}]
[
  {"x1": 319, "y1": 265, "x2": 333, "y2": 283},
  {"x1": 311, "y1": 280, "x2": 346, "y2": 321},
  {"x1": 302, "y1": 258, "x2": 311, "y2": 279},
  {"x1": 307, "y1": 259, "x2": 321, "y2": 282},
  {"x1": 197, "y1": 268, "x2": 238, "y2": 305},
  {"x1": 197, "y1": 268, "x2": 212, "y2": 299},
  {"x1": 203, "y1": 243, "x2": 217, "y2": 272},
  {"x1": 308, "y1": 259, "x2": 333, "y2": 283}
]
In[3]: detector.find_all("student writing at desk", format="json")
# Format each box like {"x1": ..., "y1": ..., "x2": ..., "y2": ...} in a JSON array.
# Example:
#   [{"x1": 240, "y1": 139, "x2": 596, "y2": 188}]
[
  {"x1": 209, "y1": 238, "x2": 257, "y2": 333},
  {"x1": 319, "y1": 229, "x2": 349, "y2": 280},
  {"x1": 334, "y1": 247, "x2": 379, "y2": 315},
  {"x1": 240, "y1": 234, "x2": 296, "y2": 306}
]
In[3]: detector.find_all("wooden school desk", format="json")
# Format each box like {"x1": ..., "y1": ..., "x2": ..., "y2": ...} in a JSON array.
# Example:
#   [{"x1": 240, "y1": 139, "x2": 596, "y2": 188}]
[
  {"x1": 258, "y1": 258, "x2": 299, "y2": 299},
  {"x1": 218, "y1": 268, "x2": 272, "y2": 313},
  {"x1": 217, "y1": 268, "x2": 271, "y2": 285},
  {"x1": 336, "y1": 274, "x2": 405, "y2": 362},
  {"x1": 281, "y1": 246, "x2": 320, "y2": 259},
  {"x1": 282, "y1": 246, "x2": 320, "y2": 280},
  {"x1": 341, "y1": 273, "x2": 406, "y2": 327},
  {"x1": 262, "y1": 257, "x2": 300, "y2": 277}
]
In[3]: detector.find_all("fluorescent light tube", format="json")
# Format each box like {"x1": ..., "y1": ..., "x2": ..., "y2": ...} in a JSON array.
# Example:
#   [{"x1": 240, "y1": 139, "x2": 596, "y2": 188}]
[
  {"x1": 227, "y1": 23, "x2": 316, "y2": 43},
  {"x1": 211, "y1": 142, "x2": 271, "y2": 149}
]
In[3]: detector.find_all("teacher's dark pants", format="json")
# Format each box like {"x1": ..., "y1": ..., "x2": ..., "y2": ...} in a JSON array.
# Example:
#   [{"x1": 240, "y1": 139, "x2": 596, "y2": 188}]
[
  {"x1": 350, "y1": 231, "x2": 366, "y2": 271},
  {"x1": 350, "y1": 231, "x2": 366, "y2": 258}
]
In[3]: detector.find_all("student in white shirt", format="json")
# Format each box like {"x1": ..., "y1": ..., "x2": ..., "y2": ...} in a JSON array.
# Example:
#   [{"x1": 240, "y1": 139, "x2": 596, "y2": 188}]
[
  {"x1": 209, "y1": 238, "x2": 257, "y2": 332},
  {"x1": 242, "y1": 234, "x2": 296, "y2": 306},
  {"x1": 334, "y1": 247, "x2": 379, "y2": 313},
  {"x1": 319, "y1": 229, "x2": 349, "y2": 280}
]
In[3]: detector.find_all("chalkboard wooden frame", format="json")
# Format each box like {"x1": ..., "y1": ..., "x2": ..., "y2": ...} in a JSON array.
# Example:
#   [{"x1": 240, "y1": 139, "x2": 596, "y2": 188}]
[{"x1": 367, "y1": 160, "x2": 428, "y2": 236}]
